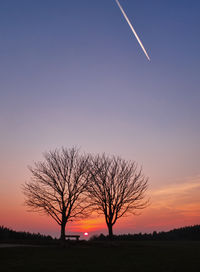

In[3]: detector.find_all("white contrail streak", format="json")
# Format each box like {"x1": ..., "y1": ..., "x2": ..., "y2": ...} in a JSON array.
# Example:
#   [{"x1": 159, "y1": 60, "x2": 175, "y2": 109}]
[{"x1": 115, "y1": 0, "x2": 150, "y2": 61}]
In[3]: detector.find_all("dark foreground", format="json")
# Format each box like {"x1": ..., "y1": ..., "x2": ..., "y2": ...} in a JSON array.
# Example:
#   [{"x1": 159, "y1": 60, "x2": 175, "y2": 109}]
[{"x1": 0, "y1": 241, "x2": 200, "y2": 272}]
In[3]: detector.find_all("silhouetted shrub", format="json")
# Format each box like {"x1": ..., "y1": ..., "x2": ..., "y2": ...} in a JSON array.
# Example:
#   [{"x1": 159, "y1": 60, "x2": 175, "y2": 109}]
[
  {"x1": 90, "y1": 225, "x2": 200, "y2": 241},
  {"x1": 0, "y1": 226, "x2": 53, "y2": 241}
]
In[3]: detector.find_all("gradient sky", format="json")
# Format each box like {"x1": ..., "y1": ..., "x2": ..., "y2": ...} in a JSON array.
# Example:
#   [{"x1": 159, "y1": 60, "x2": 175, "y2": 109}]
[{"x1": 0, "y1": 0, "x2": 200, "y2": 238}]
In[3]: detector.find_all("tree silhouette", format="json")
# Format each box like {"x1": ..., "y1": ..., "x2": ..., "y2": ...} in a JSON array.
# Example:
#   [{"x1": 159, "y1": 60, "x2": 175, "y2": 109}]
[
  {"x1": 87, "y1": 154, "x2": 148, "y2": 238},
  {"x1": 22, "y1": 147, "x2": 90, "y2": 241}
]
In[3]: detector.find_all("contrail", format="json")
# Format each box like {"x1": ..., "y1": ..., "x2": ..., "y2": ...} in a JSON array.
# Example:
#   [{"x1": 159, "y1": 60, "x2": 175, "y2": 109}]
[{"x1": 115, "y1": 0, "x2": 150, "y2": 61}]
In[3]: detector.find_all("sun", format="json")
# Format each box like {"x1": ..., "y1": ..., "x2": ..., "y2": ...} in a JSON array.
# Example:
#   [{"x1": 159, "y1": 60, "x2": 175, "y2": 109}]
[{"x1": 84, "y1": 232, "x2": 89, "y2": 236}]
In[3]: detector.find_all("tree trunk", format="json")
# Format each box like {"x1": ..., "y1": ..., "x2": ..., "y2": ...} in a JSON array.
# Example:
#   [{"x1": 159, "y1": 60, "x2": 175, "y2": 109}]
[
  {"x1": 108, "y1": 223, "x2": 113, "y2": 238},
  {"x1": 60, "y1": 222, "x2": 66, "y2": 241}
]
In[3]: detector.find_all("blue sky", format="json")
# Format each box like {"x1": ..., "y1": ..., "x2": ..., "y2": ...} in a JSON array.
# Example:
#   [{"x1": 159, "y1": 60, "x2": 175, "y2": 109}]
[
  {"x1": 0, "y1": 0, "x2": 200, "y2": 235},
  {"x1": 1, "y1": 0, "x2": 200, "y2": 183}
]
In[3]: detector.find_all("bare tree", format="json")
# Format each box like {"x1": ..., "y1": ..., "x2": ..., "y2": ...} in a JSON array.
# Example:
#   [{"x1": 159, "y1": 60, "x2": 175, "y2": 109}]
[
  {"x1": 22, "y1": 147, "x2": 90, "y2": 241},
  {"x1": 87, "y1": 154, "x2": 149, "y2": 238}
]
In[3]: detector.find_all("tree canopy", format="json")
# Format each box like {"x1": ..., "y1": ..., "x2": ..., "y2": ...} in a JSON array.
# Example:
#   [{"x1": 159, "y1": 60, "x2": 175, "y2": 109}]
[{"x1": 22, "y1": 147, "x2": 90, "y2": 240}]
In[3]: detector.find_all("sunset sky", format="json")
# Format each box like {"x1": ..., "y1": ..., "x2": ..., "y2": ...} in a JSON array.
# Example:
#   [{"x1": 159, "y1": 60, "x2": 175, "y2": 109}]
[{"x1": 0, "y1": 0, "x2": 200, "y2": 238}]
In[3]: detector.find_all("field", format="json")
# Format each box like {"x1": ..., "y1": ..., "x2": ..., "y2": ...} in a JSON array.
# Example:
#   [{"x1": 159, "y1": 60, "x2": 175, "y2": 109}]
[{"x1": 0, "y1": 241, "x2": 200, "y2": 272}]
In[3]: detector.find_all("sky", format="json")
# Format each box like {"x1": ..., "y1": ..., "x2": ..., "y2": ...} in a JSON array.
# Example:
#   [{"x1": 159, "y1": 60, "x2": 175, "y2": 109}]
[{"x1": 0, "y1": 0, "x2": 200, "y2": 239}]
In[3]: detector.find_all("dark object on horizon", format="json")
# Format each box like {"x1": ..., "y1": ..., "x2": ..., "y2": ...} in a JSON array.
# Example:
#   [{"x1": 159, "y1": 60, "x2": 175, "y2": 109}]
[
  {"x1": 65, "y1": 235, "x2": 80, "y2": 241},
  {"x1": 87, "y1": 154, "x2": 148, "y2": 238},
  {"x1": 90, "y1": 225, "x2": 200, "y2": 241},
  {"x1": 22, "y1": 147, "x2": 91, "y2": 242}
]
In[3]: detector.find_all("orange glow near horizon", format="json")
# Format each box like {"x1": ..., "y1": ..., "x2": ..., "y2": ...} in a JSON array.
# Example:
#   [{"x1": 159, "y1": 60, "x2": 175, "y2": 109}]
[
  {"x1": 70, "y1": 216, "x2": 105, "y2": 233},
  {"x1": 0, "y1": 176, "x2": 200, "y2": 237}
]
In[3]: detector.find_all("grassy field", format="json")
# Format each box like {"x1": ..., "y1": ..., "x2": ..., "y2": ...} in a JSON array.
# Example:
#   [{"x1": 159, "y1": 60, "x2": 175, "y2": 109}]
[{"x1": 0, "y1": 241, "x2": 200, "y2": 272}]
